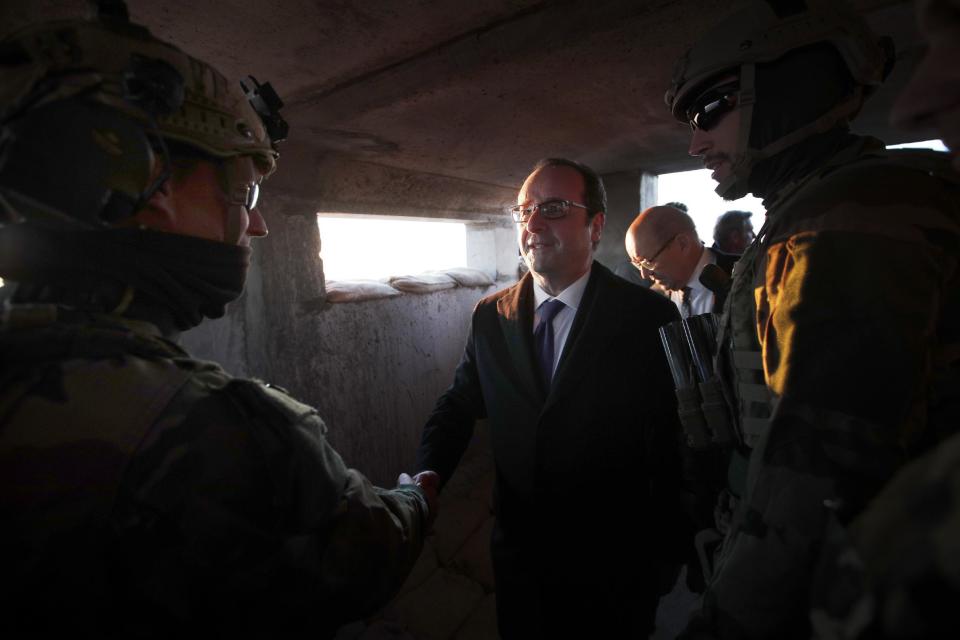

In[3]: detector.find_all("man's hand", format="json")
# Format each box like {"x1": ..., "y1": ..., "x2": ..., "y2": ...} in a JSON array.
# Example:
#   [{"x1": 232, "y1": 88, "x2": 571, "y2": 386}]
[{"x1": 398, "y1": 470, "x2": 440, "y2": 526}]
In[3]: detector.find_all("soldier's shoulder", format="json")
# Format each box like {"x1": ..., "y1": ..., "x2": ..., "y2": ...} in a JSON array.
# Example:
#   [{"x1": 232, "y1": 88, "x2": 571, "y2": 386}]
[
  {"x1": 137, "y1": 364, "x2": 330, "y2": 483},
  {"x1": 159, "y1": 355, "x2": 322, "y2": 432},
  {"x1": 828, "y1": 149, "x2": 954, "y2": 195},
  {"x1": 770, "y1": 150, "x2": 960, "y2": 243},
  {"x1": 214, "y1": 378, "x2": 322, "y2": 432},
  {"x1": 789, "y1": 149, "x2": 958, "y2": 214}
]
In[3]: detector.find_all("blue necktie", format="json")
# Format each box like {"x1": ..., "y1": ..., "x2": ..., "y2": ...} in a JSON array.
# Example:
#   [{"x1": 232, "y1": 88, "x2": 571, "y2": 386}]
[{"x1": 534, "y1": 298, "x2": 566, "y2": 389}]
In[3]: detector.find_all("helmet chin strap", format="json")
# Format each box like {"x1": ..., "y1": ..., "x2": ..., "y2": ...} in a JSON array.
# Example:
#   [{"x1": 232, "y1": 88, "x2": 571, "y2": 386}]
[
  {"x1": 715, "y1": 63, "x2": 758, "y2": 200},
  {"x1": 714, "y1": 64, "x2": 866, "y2": 201}
]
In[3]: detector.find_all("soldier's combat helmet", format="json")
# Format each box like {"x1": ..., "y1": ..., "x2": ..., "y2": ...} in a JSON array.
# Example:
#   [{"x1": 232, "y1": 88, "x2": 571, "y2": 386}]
[
  {"x1": 0, "y1": 0, "x2": 287, "y2": 229},
  {"x1": 665, "y1": 0, "x2": 893, "y2": 199}
]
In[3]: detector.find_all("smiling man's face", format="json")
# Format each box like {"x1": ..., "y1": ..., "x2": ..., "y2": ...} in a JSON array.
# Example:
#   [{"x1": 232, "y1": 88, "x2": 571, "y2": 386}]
[{"x1": 516, "y1": 165, "x2": 603, "y2": 295}]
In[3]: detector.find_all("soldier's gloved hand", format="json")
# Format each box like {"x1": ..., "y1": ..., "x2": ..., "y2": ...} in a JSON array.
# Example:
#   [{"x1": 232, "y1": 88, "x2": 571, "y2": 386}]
[{"x1": 398, "y1": 470, "x2": 440, "y2": 528}]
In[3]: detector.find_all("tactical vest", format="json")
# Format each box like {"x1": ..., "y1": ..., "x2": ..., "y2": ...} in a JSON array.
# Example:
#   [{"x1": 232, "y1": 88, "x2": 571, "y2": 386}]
[
  {"x1": 716, "y1": 234, "x2": 774, "y2": 451},
  {"x1": 0, "y1": 303, "x2": 338, "y2": 634},
  {"x1": 715, "y1": 143, "x2": 960, "y2": 454},
  {"x1": 0, "y1": 307, "x2": 194, "y2": 533}
]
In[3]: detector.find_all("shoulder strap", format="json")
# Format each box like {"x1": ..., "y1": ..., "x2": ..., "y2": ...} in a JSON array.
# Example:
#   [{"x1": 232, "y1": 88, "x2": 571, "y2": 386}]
[
  {"x1": 770, "y1": 145, "x2": 960, "y2": 217},
  {"x1": 222, "y1": 378, "x2": 323, "y2": 433}
]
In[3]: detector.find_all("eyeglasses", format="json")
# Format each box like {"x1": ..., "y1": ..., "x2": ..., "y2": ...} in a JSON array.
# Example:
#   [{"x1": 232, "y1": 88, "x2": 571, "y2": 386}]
[
  {"x1": 220, "y1": 156, "x2": 262, "y2": 210},
  {"x1": 228, "y1": 181, "x2": 260, "y2": 210},
  {"x1": 631, "y1": 234, "x2": 678, "y2": 271},
  {"x1": 509, "y1": 199, "x2": 589, "y2": 224},
  {"x1": 686, "y1": 84, "x2": 739, "y2": 132}
]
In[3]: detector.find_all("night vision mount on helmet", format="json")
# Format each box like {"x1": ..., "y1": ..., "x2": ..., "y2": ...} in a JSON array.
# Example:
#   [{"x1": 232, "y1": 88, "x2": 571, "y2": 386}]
[
  {"x1": 664, "y1": 0, "x2": 894, "y2": 199},
  {"x1": 0, "y1": 0, "x2": 288, "y2": 229}
]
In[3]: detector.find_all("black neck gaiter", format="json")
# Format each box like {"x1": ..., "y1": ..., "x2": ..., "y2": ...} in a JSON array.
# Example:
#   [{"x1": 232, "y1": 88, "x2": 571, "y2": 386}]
[
  {"x1": 0, "y1": 225, "x2": 250, "y2": 333},
  {"x1": 747, "y1": 43, "x2": 863, "y2": 201}
]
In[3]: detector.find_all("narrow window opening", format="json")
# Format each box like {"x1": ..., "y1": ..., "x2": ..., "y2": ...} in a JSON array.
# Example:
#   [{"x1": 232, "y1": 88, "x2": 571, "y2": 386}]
[
  {"x1": 316, "y1": 214, "x2": 468, "y2": 282},
  {"x1": 886, "y1": 138, "x2": 947, "y2": 152},
  {"x1": 656, "y1": 169, "x2": 765, "y2": 242}
]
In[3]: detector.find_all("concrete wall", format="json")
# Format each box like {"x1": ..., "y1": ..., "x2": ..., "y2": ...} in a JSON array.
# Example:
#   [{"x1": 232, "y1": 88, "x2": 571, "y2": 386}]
[
  {"x1": 595, "y1": 170, "x2": 658, "y2": 274},
  {"x1": 267, "y1": 142, "x2": 517, "y2": 222},
  {"x1": 466, "y1": 220, "x2": 520, "y2": 281},
  {"x1": 595, "y1": 170, "x2": 640, "y2": 271},
  {"x1": 178, "y1": 154, "x2": 662, "y2": 486},
  {"x1": 181, "y1": 192, "x2": 503, "y2": 487}
]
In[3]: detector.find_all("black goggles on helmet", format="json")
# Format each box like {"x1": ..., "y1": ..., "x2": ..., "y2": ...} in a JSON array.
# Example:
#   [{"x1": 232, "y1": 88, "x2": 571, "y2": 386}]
[{"x1": 685, "y1": 83, "x2": 739, "y2": 132}]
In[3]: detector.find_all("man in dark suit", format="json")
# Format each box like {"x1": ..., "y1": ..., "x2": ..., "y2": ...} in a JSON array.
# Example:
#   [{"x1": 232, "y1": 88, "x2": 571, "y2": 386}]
[
  {"x1": 626, "y1": 205, "x2": 737, "y2": 317},
  {"x1": 414, "y1": 158, "x2": 685, "y2": 638}
]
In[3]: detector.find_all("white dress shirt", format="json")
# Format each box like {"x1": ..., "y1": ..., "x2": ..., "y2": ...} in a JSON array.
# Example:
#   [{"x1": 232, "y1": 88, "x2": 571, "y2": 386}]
[
  {"x1": 531, "y1": 266, "x2": 591, "y2": 378},
  {"x1": 669, "y1": 246, "x2": 716, "y2": 318}
]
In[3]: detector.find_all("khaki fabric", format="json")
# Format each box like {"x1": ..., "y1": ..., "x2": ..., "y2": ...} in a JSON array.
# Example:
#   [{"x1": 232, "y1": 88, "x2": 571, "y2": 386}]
[
  {"x1": 687, "y1": 142, "x2": 960, "y2": 639},
  {"x1": 0, "y1": 309, "x2": 429, "y2": 638}
]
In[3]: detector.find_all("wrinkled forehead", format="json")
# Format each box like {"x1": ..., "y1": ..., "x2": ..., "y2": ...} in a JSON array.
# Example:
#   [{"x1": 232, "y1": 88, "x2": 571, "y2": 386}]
[
  {"x1": 630, "y1": 230, "x2": 663, "y2": 259},
  {"x1": 517, "y1": 165, "x2": 585, "y2": 204}
]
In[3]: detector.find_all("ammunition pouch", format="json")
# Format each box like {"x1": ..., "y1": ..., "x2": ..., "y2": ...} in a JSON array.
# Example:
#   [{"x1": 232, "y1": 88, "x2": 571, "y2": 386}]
[
  {"x1": 660, "y1": 313, "x2": 736, "y2": 449},
  {"x1": 675, "y1": 384, "x2": 712, "y2": 449},
  {"x1": 729, "y1": 349, "x2": 774, "y2": 448},
  {"x1": 699, "y1": 376, "x2": 735, "y2": 445}
]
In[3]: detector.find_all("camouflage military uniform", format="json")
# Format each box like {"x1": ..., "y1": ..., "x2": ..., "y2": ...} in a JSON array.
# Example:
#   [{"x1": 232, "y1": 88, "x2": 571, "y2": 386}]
[
  {"x1": 809, "y1": 431, "x2": 960, "y2": 639},
  {"x1": 0, "y1": 307, "x2": 430, "y2": 638},
  {"x1": 689, "y1": 139, "x2": 960, "y2": 638}
]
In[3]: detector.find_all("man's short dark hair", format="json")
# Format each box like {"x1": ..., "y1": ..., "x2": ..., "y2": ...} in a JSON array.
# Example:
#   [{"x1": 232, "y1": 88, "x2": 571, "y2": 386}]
[
  {"x1": 665, "y1": 201, "x2": 688, "y2": 213},
  {"x1": 714, "y1": 210, "x2": 751, "y2": 245},
  {"x1": 531, "y1": 158, "x2": 607, "y2": 219}
]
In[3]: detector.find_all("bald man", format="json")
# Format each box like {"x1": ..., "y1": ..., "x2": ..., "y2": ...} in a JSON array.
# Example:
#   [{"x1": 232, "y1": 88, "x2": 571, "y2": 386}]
[{"x1": 625, "y1": 205, "x2": 737, "y2": 317}]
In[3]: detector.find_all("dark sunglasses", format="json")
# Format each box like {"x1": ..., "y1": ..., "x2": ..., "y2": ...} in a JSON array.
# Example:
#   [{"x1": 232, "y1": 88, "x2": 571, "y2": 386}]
[{"x1": 686, "y1": 84, "x2": 739, "y2": 132}]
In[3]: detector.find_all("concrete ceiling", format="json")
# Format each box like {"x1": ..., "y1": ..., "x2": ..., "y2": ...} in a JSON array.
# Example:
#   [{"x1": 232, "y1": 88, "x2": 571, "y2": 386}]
[{"x1": 3, "y1": 0, "x2": 931, "y2": 194}]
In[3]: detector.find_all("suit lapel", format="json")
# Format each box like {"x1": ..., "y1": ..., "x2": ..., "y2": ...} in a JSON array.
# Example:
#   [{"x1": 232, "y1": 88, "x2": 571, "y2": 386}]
[
  {"x1": 547, "y1": 263, "x2": 623, "y2": 408},
  {"x1": 496, "y1": 272, "x2": 546, "y2": 402}
]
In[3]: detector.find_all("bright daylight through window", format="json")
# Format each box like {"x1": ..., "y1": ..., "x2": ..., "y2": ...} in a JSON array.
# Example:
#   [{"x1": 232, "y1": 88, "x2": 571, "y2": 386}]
[
  {"x1": 657, "y1": 139, "x2": 947, "y2": 241},
  {"x1": 316, "y1": 214, "x2": 468, "y2": 282}
]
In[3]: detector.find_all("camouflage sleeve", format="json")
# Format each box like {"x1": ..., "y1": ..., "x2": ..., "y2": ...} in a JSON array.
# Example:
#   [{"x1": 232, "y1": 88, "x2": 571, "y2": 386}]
[
  {"x1": 118, "y1": 373, "x2": 429, "y2": 631},
  {"x1": 702, "y1": 201, "x2": 957, "y2": 636},
  {"x1": 256, "y1": 387, "x2": 430, "y2": 623},
  {"x1": 808, "y1": 430, "x2": 960, "y2": 638}
]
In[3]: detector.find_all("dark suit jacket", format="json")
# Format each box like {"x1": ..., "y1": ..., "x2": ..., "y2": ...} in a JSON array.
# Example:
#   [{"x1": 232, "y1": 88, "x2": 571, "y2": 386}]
[{"x1": 416, "y1": 262, "x2": 684, "y2": 637}]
